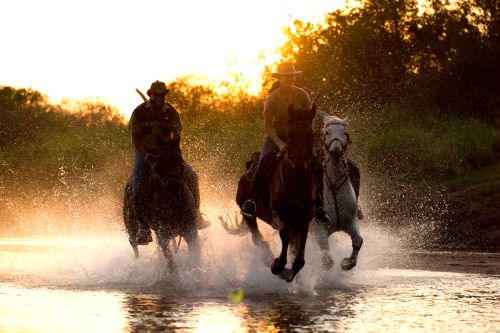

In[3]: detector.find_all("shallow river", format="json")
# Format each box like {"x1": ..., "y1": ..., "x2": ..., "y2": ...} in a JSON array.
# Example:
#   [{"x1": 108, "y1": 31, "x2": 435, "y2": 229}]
[{"x1": 0, "y1": 225, "x2": 498, "y2": 332}]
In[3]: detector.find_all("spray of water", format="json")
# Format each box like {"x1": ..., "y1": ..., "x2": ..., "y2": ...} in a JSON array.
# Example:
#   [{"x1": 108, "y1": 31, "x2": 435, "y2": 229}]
[{"x1": 0, "y1": 161, "x2": 414, "y2": 298}]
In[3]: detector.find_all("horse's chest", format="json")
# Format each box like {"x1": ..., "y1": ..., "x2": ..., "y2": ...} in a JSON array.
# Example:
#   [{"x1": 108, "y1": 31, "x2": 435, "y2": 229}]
[{"x1": 324, "y1": 186, "x2": 356, "y2": 230}]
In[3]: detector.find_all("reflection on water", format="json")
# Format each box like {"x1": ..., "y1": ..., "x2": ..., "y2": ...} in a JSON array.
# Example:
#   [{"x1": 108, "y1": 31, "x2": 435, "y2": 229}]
[
  {"x1": 0, "y1": 236, "x2": 499, "y2": 332},
  {"x1": 0, "y1": 283, "x2": 127, "y2": 333}
]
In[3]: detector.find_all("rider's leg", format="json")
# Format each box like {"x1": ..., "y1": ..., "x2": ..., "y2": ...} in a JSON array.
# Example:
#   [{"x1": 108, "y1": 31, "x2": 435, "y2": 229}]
[
  {"x1": 347, "y1": 159, "x2": 360, "y2": 199},
  {"x1": 184, "y1": 163, "x2": 200, "y2": 208},
  {"x1": 347, "y1": 159, "x2": 363, "y2": 220},
  {"x1": 131, "y1": 151, "x2": 152, "y2": 245},
  {"x1": 241, "y1": 137, "x2": 278, "y2": 218}
]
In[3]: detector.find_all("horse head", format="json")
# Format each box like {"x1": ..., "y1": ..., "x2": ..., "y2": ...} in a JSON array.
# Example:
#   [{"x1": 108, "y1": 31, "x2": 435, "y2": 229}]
[
  {"x1": 286, "y1": 103, "x2": 316, "y2": 170},
  {"x1": 151, "y1": 150, "x2": 185, "y2": 197},
  {"x1": 323, "y1": 116, "x2": 350, "y2": 163}
]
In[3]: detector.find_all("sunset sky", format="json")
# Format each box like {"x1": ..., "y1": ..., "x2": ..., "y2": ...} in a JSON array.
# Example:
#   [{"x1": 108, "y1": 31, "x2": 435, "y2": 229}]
[{"x1": 1, "y1": 0, "x2": 346, "y2": 118}]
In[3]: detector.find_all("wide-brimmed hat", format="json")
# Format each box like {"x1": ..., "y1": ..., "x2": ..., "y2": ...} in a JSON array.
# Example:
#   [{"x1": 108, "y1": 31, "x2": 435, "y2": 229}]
[
  {"x1": 271, "y1": 62, "x2": 303, "y2": 78},
  {"x1": 147, "y1": 80, "x2": 170, "y2": 97}
]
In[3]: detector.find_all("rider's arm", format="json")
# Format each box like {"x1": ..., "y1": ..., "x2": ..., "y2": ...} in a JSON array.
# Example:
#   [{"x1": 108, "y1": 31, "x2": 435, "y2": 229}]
[
  {"x1": 160, "y1": 105, "x2": 182, "y2": 142},
  {"x1": 263, "y1": 98, "x2": 287, "y2": 152},
  {"x1": 131, "y1": 132, "x2": 150, "y2": 156},
  {"x1": 152, "y1": 106, "x2": 182, "y2": 158},
  {"x1": 168, "y1": 105, "x2": 183, "y2": 138},
  {"x1": 129, "y1": 111, "x2": 150, "y2": 156}
]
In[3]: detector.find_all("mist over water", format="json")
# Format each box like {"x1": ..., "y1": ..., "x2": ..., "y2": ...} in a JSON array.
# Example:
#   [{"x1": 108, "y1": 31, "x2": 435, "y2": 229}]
[{"x1": 0, "y1": 168, "x2": 403, "y2": 294}]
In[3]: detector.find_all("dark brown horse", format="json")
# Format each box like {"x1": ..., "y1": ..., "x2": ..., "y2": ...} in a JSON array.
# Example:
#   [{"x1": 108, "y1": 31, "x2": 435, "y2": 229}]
[
  {"x1": 123, "y1": 149, "x2": 201, "y2": 272},
  {"x1": 222, "y1": 104, "x2": 317, "y2": 282}
]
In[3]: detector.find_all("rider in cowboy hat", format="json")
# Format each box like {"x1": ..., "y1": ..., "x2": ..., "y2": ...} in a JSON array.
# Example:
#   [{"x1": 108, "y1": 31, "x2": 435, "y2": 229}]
[
  {"x1": 129, "y1": 80, "x2": 182, "y2": 244},
  {"x1": 240, "y1": 62, "x2": 329, "y2": 223}
]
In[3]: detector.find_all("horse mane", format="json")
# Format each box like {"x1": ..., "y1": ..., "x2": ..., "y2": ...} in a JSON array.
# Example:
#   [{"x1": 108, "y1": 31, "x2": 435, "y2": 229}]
[{"x1": 288, "y1": 104, "x2": 316, "y2": 123}]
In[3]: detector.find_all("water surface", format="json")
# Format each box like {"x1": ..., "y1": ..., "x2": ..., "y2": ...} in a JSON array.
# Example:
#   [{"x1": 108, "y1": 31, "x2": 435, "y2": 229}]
[{"x1": 0, "y1": 231, "x2": 498, "y2": 332}]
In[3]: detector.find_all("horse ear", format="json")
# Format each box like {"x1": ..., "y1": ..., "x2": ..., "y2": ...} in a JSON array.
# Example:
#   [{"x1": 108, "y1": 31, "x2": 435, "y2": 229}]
[{"x1": 344, "y1": 116, "x2": 349, "y2": 124}]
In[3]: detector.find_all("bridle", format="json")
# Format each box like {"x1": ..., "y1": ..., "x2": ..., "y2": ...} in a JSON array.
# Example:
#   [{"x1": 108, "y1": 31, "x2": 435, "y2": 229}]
[
  {"x1": 150, "y1": 152, "x2": 184, "y2": 188},
  {"x1": 323, "y1": 120, "x2": 349, "y2": 156},
  {"x1": 323, "y1": 120, "x2": 350, "y2": 191}
]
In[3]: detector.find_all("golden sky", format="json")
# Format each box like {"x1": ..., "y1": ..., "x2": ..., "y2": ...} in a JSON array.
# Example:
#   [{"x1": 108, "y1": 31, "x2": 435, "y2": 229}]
[{"x1": 1, "y1": 0, "x2": 345, "y2": 117}]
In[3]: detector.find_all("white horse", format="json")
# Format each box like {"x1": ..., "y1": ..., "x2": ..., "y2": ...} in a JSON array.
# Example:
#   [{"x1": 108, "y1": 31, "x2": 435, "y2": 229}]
[{"x1": 311, "y1": 115, "x2": 363, "y2": 271}]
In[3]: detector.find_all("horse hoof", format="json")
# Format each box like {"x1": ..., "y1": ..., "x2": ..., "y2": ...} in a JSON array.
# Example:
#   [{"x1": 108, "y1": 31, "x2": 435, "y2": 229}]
[
  {"x1": 279, "y1": 268, "x2": 294, "y2": 282},
  {"x1": 341, "y1": 258, "x2": 356, "y2": 271},
  {"x1": 322, "y1": 254, "x2": 334, "y2": 270},
  {"x1": 135, "y1": 229, "x2": 153, "y2": 245},
  {"x1": 271, "y1": 259, "x2": 284, "y2": 275}
]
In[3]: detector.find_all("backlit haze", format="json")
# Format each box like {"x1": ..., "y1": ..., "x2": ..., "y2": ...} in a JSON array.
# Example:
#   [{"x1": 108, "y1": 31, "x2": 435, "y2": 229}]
[{"x1": 1, "y1": 0, "x2": 346, "y2": 118}]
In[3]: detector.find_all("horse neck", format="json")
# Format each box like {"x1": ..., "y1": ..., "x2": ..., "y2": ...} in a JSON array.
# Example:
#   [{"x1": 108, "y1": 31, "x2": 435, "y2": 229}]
[
  {"x1": 282, "y1": 154, "x2": 314, "y2": 194},
  {"x1": 324, "y1": 151, "x2": 349, "y2": 189},
  {"x1": 152, "y1": 155, "x2": 184, "y2": 182}
]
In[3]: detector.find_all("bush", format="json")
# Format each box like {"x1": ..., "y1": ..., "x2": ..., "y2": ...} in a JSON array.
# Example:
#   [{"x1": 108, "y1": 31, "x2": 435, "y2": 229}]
[{"x1": 350, "y1": 106, "x2": 500, "y2": 181}]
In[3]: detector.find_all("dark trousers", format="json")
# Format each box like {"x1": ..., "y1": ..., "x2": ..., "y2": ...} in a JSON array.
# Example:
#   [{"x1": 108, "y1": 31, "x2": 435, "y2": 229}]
[
  {"x1": 251, "y1": 136, "x2": 280, "y2": 195},
  {"x1": 347, "y1": 159, "x2": 360, "y2": 199}
]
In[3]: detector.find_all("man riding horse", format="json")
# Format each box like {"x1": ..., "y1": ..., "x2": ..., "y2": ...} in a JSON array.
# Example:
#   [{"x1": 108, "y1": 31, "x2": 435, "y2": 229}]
[
  {"x1": 128, "y1": 80, "x2": 205, "y2": 245},
  {"x1": 240, "y1": 62, "x2": 329, "y2": 223}
]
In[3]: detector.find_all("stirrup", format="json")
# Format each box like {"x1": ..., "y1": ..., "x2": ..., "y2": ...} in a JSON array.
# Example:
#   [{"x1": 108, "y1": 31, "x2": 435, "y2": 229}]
[
  {"x1": 135, "y1": 228, "x2": 152, "y2": 245},
  {"x1": 241, "y1": 200, "x2": 256, "y2": 218}
]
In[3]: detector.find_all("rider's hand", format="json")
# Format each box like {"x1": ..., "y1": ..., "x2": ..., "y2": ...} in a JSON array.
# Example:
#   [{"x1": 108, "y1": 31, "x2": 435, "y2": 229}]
[
  {"x1": 278, "y1": 142, "x2": 287, "y2": 154},
  {"x1": 145, "y1": 153, "x2": 156, "y2": 162}
]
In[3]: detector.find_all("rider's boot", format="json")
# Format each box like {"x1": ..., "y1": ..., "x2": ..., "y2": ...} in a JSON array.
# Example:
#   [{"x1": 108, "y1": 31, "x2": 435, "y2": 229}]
[
  {"x1": 314, "y1": 159, "x2": 330, "y2": 224},
  {"x1": 241, "y1": 153, "x2": 275, "y2": 218},
  {"x1": 241, "y1": 174, "x2": 260, "y2": 218},
  {"x1": 134, "y1": 199, "x2": 152, "y2": 245}
]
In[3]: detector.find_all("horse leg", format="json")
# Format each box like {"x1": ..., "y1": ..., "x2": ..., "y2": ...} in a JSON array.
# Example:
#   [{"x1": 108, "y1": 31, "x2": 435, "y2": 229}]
[
  {"x1": 341, "y1": 218, "x2": 363, "y2": 271},
  {"x1": 313, "y1": 224, "x2": 334, "y2": 270},
  {"x1": 271, "y1": 227, "x2": 290, "y2": 276},
  {"x1": 124, "y1": 183, "x2": 140, "y2": 259},
  {"x1": 281, "y1": 225, "x2": 309, "y2": 282},
  {"x1": 246, "y1": 216, "x2": 273, "y2": 266},
  {"x1": 128, "y1": 238, "x2": 140, "y2": 259},
  {"x1": 184, "y1": 228, "x2": 201, "y2": 268},
  {"x1": 156, "y1": 231, "x2": 177, "y2": 274}
]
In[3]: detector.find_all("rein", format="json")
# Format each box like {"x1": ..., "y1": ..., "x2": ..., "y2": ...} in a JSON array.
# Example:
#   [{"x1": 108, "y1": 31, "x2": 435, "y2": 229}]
[{"x1": 151, "y1": 153, "x2": 185, "y2": 187}]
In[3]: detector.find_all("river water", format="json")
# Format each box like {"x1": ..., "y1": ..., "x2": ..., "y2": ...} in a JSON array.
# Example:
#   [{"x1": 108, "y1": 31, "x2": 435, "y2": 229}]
[{"x1": 0, "y1": 223, "x2": 498, "y2": 332}]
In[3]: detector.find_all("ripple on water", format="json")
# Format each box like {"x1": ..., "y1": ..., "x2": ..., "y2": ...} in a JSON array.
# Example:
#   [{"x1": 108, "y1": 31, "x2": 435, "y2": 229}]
[{"x1": 0, "y1": 236, "x2": 499, "y2": 332}]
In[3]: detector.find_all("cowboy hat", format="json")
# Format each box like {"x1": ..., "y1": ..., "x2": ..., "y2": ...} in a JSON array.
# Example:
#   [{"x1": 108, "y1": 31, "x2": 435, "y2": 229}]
[
  {"x1": 271, "y1": 62, "x2": 303, "y2": 78},
  {"x1": 147, "y1": 80, "x2": 170, "y2": 96}
]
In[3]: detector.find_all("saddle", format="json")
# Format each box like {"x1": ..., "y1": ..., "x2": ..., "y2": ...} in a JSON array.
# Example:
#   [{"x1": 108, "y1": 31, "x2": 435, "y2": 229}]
[{"x1": 238, "y1": 150, "x2": 282, "y2": 212}]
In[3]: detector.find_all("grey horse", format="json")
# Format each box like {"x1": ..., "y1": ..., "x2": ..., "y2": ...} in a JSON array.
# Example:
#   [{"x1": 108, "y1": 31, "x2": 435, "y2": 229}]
[{"x1": 311, "y1": 115, "x2": 363, "y2": 271}]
